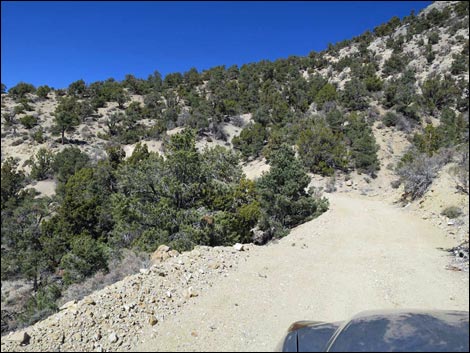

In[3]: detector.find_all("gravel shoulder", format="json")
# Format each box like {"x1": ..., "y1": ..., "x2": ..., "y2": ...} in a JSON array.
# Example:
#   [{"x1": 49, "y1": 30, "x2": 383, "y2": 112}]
[{"x1": 134, "y1": 192, "x2": 469, "y2": 352}]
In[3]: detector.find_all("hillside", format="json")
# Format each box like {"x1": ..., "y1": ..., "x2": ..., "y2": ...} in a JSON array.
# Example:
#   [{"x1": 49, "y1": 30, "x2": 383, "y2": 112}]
[{"x1": 1, "y1": 0, "x2": 469, "y2": 348}]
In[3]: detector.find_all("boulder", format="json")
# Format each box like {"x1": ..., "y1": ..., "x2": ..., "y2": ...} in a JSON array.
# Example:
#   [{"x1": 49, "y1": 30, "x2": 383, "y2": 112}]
[
  {"x1": 168, "y1": 249, "x2": 180, "y2": 258},
  {"x1": 5, "y1": 331, "x2": 31, "y2": 345},
  {"x1": 59, "y1": 300, "x2": 77, "y2": 311},
  {"x1": 252, "y1": 227, "x2": 270, "y2": 245},
  {"x1": 150, "y1": 245, "x2": 171, "y2": 265}
]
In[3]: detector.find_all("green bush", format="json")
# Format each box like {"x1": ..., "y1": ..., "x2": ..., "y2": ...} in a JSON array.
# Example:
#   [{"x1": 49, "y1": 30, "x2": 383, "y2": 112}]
[
  {"x1": 454, "y1": 1, "x2": 469, "y2": 17},
  {"x1": 345, "y1": 113, "x2": 380, "y2": 175},
  {"x1": 1, "y1": 157, "x2": 26, "y2": 210},
  {"x1": 314, "y1": 83, "x2": 337, "y2": 108},
  {"x1": 427, "y1": 32, "x2": 440, "y2": 45},
  {"x1": 373, "y1": 16, "x2": 401, "y2": 37},
  {"x1": 383, "y1": 53, "x2": 410, "y2": 76},
  {"x1": 36, "y1": 85, "x2": 52, "y2": 99},
  {"x1": 232, "y1": 123, "x2": 268, "y2": 159},
  {"x1": 421, "y1": 75, "x2": 458, "y2": 112},
  {"x1": 426, "y1": 7, "x2": 450, "y2": 27},
  {"x1": 364, "y1": 75, "x2": 383, "y2": 92},
  {"x1": 60, "y1": 232, "x2": 109, "y2": 285},
  {"x1": 297, "y1": 117, "x2": 348, "y2": 176},
  {"x1": 257, "y1": 144, "x2": 328, "y2": 238},
  {"x1": 8, "y1": 82, "x2": 36, "y2": 99},
  {"x1": 32, "y1": 129, "x2": 45, "y2": 143},
  {"x1": 412, "y1": 124, "x2": 442, "y2": 156},
  {"x1": 450, "y1": 51, "x2": 469, "y2": 75},
  {"x1": 53, "y1": 97, "x2": 81, "y2": 144},
  {"x1": 52, "y1": 147, "x2": 90, "y2": 196},
  {"x1": 383, "y1": 112, "x2": 398, "y2": 127},
  {"x1": 20, "y1": 115, "x2": 38, "y2": 129},
  {"x1": 14, "y1": 105, "x2": 25, "y2": 115},
  {"x1": 18, "y1": 284, "x2": 61, "y2": 327},
  {"x1": 68, "y1": 79, "x2": 87, "y2": 97},
  {"x1": 326, "y1": 109, "x2": 345, "y2": 133},
  {"x1": 441, "y1": 206, "x2": 462, "y2": 219},
  {"x1": 383, "y1": 72, "x2": 417, "y2": 110},
  {"x1": 340, "y1": 78, "x2": 369, "y2": 111},
  {"x1": 26, "y1": 148, "x2": 54, "y2": 181},
  {"x1": 110, "y1": 130, "x2": 260, "y2": 251},
  {"x1": 425, "y1": 44, "x2": 435, "y2": 64}
]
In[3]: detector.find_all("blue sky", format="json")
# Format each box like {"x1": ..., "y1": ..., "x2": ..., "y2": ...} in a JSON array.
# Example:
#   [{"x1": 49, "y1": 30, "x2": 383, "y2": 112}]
[{"x1": 1, "y1": 1, "x2": 431, "y2": 89}]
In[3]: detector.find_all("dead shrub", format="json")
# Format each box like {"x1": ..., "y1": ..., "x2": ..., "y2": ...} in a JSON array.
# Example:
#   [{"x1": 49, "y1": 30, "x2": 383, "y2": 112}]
[
  {"x1": 397, "y1": 152, "x2": 443, "y2": 200},
  {"x1": 59, "y1": 249, "x2": 149, "y2": 305},
  {"x1": 450, "y1": 145, "x2": 469, "y2": 195}
]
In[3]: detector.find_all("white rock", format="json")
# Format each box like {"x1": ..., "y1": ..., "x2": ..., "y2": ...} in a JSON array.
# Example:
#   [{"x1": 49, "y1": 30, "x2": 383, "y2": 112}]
[
  {"x1": 59, "y1": 300, "x2": 77, "y2": 311},
  {"x1": 108, "y1": 332, "x2": 118, "y2": 343},
  {"x1": 233, "y1": 243, "x2": 244, "y2": 251},
  {"x1": 5, "y1": 331, "x2": 30, "y2": 345}
]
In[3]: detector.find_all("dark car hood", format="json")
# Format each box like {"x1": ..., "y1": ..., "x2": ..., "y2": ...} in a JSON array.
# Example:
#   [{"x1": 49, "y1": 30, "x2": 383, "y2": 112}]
[{"x1": 279, "y1": 309, "x2": 469, "y2": 352}]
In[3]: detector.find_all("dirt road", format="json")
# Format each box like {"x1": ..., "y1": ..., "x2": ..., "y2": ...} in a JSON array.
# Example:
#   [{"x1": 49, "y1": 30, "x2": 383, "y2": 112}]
[{"x1": 134, "y1": 192, "x2": 469, "y2": 352}]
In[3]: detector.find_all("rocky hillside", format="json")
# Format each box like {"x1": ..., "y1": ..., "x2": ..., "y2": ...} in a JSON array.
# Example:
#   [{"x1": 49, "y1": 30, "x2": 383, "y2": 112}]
[
  {"x1": 1, "y1": 2, "x2": 468, "y2": 175},
  {"x1": 1, "y1": 1, "x2": 468, "y2": 349},
  {"x1": 1, "y1": 244, "x2": 252, "y2": 351}
]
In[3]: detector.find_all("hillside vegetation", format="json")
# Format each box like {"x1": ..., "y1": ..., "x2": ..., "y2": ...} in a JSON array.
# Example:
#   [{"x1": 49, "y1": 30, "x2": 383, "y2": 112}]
[{"x1": 1, "y1": 0, "x2": 468, "y2": 336}]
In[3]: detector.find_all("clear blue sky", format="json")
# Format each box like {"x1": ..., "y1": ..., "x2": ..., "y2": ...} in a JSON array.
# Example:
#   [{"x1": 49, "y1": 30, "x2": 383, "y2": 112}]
[{"x1": 1, "y1": 1, "x2": 431, "y2": 89}]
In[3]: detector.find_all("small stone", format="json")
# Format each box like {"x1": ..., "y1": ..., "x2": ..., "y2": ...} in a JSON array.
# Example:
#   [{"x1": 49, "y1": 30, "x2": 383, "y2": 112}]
[
  {"x1": 345, "y1": 180, "x2": 353, "y2": 187},
  {"x1": 208, "y1": 262, "x2": 220, "y2": 270},
  {"x1": 166, "y1": 291, "x2": 172, "y2": 298},
  {"x1": 139, "y1": 268, "x2": 149, "y2": 274},
  {"x1": 59, "y1": 300, "x2": 77, "y2": 311},
  {"x1": 149, "y1": 316, "x2": 158, "y2": 326},
  {"x1": 447, "y1": 220, "x2": 455, "y2": 226},
  {"x1": 157, "y1": 244, "x2": 170, "y2": 253},
  {"x1": 190, "y1": 249, "x2": 201, "y2": 258},
  {"x1": 183, "y1": 286, "x2": 199, "y2": 299},
  {"x1": 52, "y1": 331, "x2": 65, "y2": 344},
  {"x1": 233, "y1": 243, "x2": 244, "y2": 251},
  {"x1": 108, "y1": 332, "x2": 118, "y2": 343},
  {"x1": 168, "y1": 249, "x2": 180, "y2": 257},
  {"x1": 83, "y1": 297, "x2": 96, "y2": 305}
]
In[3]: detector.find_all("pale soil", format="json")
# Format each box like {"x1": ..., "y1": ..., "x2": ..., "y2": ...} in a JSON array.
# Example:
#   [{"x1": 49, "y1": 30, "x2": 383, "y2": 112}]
[
  {"x1": 241, "y1": 158, "x2": 270, "y2": 180},
  {"x1": 134, "y1": 192, "x2": 469, "y2": 352},
  {"x1": 25, "y1": 179, "x2": 57, "y2": 198}
]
